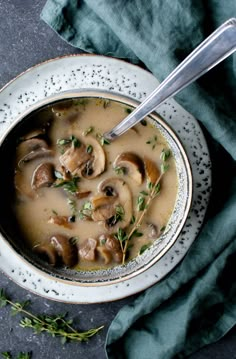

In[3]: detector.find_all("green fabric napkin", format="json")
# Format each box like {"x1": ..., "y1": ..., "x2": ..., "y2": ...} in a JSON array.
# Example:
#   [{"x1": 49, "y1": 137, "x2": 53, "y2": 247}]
[{"x1": 41, "y1": 1, "x2": 236, "y2": 358}]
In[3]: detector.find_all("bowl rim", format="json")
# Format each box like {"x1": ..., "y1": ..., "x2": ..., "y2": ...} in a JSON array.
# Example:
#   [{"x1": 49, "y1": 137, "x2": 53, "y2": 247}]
[{"x1": 0, "y1": 89, "x2": 193, "y2": 286}]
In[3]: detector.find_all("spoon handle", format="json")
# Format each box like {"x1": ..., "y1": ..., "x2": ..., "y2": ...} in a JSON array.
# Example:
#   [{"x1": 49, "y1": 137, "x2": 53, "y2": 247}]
[{"x1": 104, "y1": 18, "x2": 236, "y2": 141}]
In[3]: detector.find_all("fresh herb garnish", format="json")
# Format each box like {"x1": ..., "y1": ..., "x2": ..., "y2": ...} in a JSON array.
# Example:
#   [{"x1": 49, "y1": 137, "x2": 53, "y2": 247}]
[
  {"x1": 146, "y1": 135, "x2": 158, "y2": 150},
  {"x1": 86, "y1": 144, "x2": 93, "y2": 154},
  {"x1": 1, "y1": 352, "x2": 32, "y2": 359},
  {"x1": 130, "y1": 215, "x2": 136, "y2": 225},
  {"x1": 161, "y1": 163, "x2": 169, "y2": 173},
  {"x1": 139, "y1": 243, "x2": 151, "y2": 255},
  {"x1": 160, "y1": 225, "x2": 166, "y2": 232},
  {"x1": 67, "y1": 198, "x2": 77, "y2": 216},
  {"x1": 141, "y1": 119, "x2": 147, "y2": 126},
  {"x1": 114, "y1": 166, "x2": 126, "y2": 175},
  {"x1": 83, "y1": 126, "x2": 94, "y2": 136},
  {"x1": 160, "y1": 149, "x2": 171, "y2": 162},
  {"x1": 1, "y1": 352, "x2": 12, "y2": 359},
  {"x1": 96, "y1": 133, "x2": 110, "y2": 146},
  {"x1": 137, "y1": 195, "x2": 146, "y2": 211},
  {"x1": 79, "y1": 201, "x2": 93, "y2": 220},
  {"x1": 54, "y1": 176, "x2": 79, "y2": 194},
  {"x1": 57, "y1": 135, "x2": 81, "y2": 152},
  {"x1": 114, "y1": 205, "x2": 124, "y2": 222},
  {"x1": 0, "y1": 289, "x2": 103, "y2": 345},
  {"x1": 114, "y1": 228, "x2": 128, "y2": 243}
]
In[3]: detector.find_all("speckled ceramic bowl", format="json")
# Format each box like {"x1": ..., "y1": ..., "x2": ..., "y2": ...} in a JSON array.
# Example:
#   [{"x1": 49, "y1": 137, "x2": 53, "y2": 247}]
[{"x1": 0, "y1": 90, "x2": 192, "y2": 286}]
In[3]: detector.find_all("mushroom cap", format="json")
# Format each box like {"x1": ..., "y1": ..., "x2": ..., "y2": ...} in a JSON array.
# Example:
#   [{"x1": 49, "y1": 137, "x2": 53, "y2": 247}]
[
  {"x1": 98, "y1": 178, "x2": 132, "y2": 230},
  {"x1": 80, "y1": 136, "x2": 106, "y2": 179},
  {"x1": 33, "y1": 244, "x2": 57, "y2": 266},
  {"x1": 59, "y1": 135, "x2": 105, "y2": 180},
  {"x1": 114, "y1": 152, "x2": 144, "y2": 185},
  {"x1": 17, "y1": 138, "x2": 52, "y2": 166},
  {"x1": 50, "y1": 234, "x2": 78, "y2": 267},
  {"x1": 31, "y1": 162, "x2": 55, "y2": 190}
]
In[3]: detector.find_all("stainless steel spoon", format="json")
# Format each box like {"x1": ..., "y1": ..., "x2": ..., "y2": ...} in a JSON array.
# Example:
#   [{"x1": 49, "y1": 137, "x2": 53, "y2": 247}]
[{"x1": 104, "y1": 18, "x2": 236, "y2": 141}]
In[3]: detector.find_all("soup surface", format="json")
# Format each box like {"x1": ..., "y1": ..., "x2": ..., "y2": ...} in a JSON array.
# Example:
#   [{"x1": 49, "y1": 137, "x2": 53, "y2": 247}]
[{"x1": 12, "y1": 98, "x2": 178, "y2": 271}]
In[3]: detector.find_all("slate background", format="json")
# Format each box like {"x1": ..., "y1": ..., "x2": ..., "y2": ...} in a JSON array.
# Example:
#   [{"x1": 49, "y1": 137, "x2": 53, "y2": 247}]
[{"x1": 0, "y1": 1, "x2": 235, "y2": 358}]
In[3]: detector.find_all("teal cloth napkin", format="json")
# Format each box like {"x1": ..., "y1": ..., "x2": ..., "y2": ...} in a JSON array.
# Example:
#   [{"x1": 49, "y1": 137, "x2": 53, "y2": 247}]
[{"x1": 41, "y1": 1, "x2": 236, "y2": 358}]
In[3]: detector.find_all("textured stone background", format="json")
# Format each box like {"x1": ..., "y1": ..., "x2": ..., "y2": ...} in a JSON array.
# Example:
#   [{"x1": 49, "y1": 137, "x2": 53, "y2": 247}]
[{"x1": 0, "y1": 1, "x2": 235, "y2": 358}]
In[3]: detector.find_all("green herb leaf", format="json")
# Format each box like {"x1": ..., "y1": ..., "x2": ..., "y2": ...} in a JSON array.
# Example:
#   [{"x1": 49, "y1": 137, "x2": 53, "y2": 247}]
[
  {"x1": 54, "y1": 176, "x2": 79, "y2": 194},
  {"x1": 83, "y1": 126, "x2": 94, "y2": 136},
  {"x1": 160, "y1": 225, "x2": 166, "y2": 232},
  {"x1": 131, "y1": 230, "x2": 143, "y2": 238},
  {"x1": 86, "y1": 144, "x2": 93, "y2": 154},
  {"x1": 140, "y1": 190, "x2": 148, "y2": 196},
  {"x1": 17, "y1": 353, "x2": 32, "y2": 359},
  {"x1": 139, "y1": 243, "x2": 151, "y2": 255},
  {"x1": 114, "y1": 166, "x2": 126, "y2": 175},
  {"x1": 79, "y1": 201, "x2": 92, "y2": 220},
  {"x1": 130, "y1": 215, "x2": 136, "y2": 225},
  {"x1": 137, "y1": 195, "x2": 146, "y2": 211},
  {"x1": 160, "y1": 149, "x2": 171, "y2": 162},
  {"x1": 161, "y1": 163, "x2": 169, "y2": 173},
  {"x1": 146, "y1": 135, "x2": 158, "y2": 149},
  {"x1": 1, "y1": 352, "x2": 12, "y2": 359},
  {"x1": 114, "y1": 228, "x2": 128, "y2": 243}
]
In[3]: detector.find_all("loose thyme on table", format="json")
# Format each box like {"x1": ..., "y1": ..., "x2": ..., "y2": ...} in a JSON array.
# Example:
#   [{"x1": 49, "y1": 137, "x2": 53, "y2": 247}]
[{"x1": 0, "y1": 289, "x2": 103, "y2": 346}]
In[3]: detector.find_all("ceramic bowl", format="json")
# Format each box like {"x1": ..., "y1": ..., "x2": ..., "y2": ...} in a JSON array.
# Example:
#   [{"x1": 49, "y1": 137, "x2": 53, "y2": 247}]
[{"x1": 0, "y1": 90, "x2": 192, "y2": 285}]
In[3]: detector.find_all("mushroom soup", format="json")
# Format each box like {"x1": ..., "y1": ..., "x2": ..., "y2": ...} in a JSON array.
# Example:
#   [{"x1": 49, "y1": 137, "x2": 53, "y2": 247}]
[{"x1": 12, "y1": 98, "x2": 178, "y2": 270}]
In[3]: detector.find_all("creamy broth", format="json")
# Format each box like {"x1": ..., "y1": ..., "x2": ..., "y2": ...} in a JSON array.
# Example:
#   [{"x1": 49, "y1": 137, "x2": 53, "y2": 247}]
[{"x1": 13, "y1": 98, "x2": 178, "y2": 270}]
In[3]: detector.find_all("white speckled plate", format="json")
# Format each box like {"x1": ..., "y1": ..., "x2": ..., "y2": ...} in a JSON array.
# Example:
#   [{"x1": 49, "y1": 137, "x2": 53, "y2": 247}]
[{"x1": 0, "y1": 55, "x2": 211, "y2": 303}]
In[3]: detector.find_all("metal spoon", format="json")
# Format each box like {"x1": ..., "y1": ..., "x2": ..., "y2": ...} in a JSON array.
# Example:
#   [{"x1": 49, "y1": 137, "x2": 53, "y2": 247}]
[{"x1": 104, "y1": 18, "x2": 236, "y2": 141}]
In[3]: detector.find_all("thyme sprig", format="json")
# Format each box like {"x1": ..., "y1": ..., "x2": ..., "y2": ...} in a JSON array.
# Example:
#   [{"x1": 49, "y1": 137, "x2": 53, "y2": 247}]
[
  {"x1": 120, "y1": 171, "x2": 164, "y2": 264},
  {"x1": 1, "y1": 352, "x2": 31, "y2": 359},
  {"x1": 0, "y1": 289, "x2": 103, "y2": 345}
]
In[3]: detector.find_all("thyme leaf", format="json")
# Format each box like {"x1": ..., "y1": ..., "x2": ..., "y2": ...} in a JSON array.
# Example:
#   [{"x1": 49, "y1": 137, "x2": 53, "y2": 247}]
[
  {"x1": 0, "y1": 289, "x2": 103, "y2": 344},
  {"x1": 82, "y1": 126, "x2": 94, "y2": 136},
  {"x1": 54, "y1": 176, "x2": 79, "y2": 194}
]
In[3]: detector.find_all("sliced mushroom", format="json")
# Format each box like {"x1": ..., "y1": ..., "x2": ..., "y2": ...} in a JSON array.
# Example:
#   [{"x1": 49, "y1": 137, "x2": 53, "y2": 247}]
[
  {"x1": 59, "y1": 135, "x2": 105, "y2": 180},
  {"x1": 97, "y1": 235, "x2": 123, "y2": 264},
  {"x1": 114, "y1": 152, "x2": 144, "y2": 185},
  {"x1": 96, "y1": 246, "x2": 112, "y2": 264},
  {"x1": 98, "y1": 178, "x2": 132, "y2": 231},
  {"x1": 80, "y1": 136, "x2": 106, "y2": 179},
  {"x1": 33, "y1": 244, "x2": 57, "y2": 266},
  {"x1": 144, "y1": 156, "x2": 160, "y2": 184},
  {"x1": 17, "y1": 138, "x2": 52, "y2": 166},
  {"x1": 23, "y1": 129, "x2": 46, "y2": 140},
  {"x1": 59, "y1": 144, "x2": 91, "y2": 174},
  {"x1": 31, "y1": 162, "x2": 55, "y2": 189},
  {"x1": 50, "y1": 234, "x2": 77, "y2": 267},
  {"x1": 91, "y1": 195, "x2": 117, "y2": 222},
  {"x1": 79, "y1": 238, "x2": 97, "y2": 261},
  {"x1": 48, "y1": 215, "x2": 73, "y2": 229}
]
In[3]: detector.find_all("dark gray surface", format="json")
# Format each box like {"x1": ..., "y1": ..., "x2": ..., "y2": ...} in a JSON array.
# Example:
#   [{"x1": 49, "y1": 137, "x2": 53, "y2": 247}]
[{"x1": 0, "y1": 1, "x2": 235, "y2": 358}]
